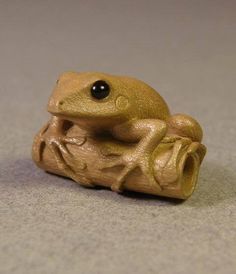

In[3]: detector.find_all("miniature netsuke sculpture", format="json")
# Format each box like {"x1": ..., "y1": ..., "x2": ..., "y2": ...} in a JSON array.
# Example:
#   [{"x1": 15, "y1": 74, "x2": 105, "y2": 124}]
[{"x1": 32, "y1": 72, "x2": 206, "y2": 199}]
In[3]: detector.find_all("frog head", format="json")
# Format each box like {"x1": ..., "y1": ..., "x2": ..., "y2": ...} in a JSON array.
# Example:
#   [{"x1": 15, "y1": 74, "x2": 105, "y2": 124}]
[
  {"x1": 47, "y1": 72, "x2": 135, "y2": 125},
  {"x1": 47, "y1": 71, "x2": 170, "y2": 127}
]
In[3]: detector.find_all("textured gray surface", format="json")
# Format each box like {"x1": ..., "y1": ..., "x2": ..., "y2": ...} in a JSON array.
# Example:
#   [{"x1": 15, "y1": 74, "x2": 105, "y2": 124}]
[{"x1": 0, "y1": 1, "x2": 236, "y2": 273}]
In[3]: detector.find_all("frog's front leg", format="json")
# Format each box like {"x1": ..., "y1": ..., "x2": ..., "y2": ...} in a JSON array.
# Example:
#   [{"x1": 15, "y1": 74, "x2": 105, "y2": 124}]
[
  {"x1": 36, "y1": 116, "x2": 85, "y2": 162},
  {"x1": 34, "y1": 116, "x2": 67, "y2": 163},
  {"x1": 103, "y1": 119, "x2": 167, "y2": 193},
  {"x1": 34, "y1": 116, "x2": 92, "y2": 186}
]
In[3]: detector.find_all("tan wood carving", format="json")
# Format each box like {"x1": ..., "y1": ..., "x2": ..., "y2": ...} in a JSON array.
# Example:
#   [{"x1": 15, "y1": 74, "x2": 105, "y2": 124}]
[{"x1": 32, "y1": 72, "x2": 206, "y2": 199}]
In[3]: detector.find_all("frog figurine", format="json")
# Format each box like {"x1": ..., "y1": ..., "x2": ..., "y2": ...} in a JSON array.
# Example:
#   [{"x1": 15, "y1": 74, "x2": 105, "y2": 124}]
[{"x1": 32, "y1": 72, "x2": 206, "y2": 199}]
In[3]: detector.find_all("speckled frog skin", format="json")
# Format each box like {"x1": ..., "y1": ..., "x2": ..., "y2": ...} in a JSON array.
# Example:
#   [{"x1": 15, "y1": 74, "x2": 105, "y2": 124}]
[{"x1": 32, "y1": 72, "x2": 206, "y2": 199}]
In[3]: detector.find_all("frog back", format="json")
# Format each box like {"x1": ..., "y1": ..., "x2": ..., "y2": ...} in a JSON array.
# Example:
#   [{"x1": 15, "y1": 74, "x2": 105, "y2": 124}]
[{"x1": 117, "y1": 76, "x2": 170, "y2": 121}]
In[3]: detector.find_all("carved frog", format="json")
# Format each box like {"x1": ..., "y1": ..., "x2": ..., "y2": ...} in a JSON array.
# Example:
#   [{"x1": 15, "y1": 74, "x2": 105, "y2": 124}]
[{"x1": 32, "y1": 72, "x2": 206, "y2": 199}]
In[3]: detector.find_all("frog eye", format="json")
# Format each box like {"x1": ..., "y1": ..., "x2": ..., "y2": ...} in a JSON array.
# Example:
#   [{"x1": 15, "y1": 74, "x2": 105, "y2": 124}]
[{"x1": 91, "y1": 80, "x2": 110, "y2": 100}]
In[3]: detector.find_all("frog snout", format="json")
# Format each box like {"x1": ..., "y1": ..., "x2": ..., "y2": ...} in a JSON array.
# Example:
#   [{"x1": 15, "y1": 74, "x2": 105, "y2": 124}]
[{"x1": 47, "y1": 97, "x2": 65, "y2": 114}]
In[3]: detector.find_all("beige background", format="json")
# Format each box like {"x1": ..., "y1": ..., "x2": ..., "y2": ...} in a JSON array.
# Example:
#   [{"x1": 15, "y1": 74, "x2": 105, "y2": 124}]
[{"x1": 0, "y1": 1, "x2": 236, "y2": 273}]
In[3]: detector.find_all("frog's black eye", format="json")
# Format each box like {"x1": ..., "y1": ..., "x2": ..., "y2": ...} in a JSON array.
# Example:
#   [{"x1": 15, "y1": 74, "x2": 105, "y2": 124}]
[{"x1": 91, "y1": 80, "x2": 110, "y2": 100}]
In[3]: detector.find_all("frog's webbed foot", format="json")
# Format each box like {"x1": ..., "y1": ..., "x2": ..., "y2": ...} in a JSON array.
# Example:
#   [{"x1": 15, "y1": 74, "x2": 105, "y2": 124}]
[
  {"x1": 37, "y1": 127, "x2": 86, "y2": 161},
  {"x1": 35, "y1": 124, "x2": 92, "y2": 185},
  {"x1": 38, "y1": 133, "x2": 69, "y2": 160},
  {"x1": 155, "y1": 138, "x2": 192, "y2": 186},
  {"x1": 50, "y1": 137, "x2": 94, "y2": 188},
  {"x1": 100, "y1": 150, "x2": 162, "y2": 193}
]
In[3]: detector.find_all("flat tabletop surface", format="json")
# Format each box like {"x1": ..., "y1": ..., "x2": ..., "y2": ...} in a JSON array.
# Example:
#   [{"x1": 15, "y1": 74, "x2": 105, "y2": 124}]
[{"x1": 0, "y1": 1, "x2": 235, "y2": 274}]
